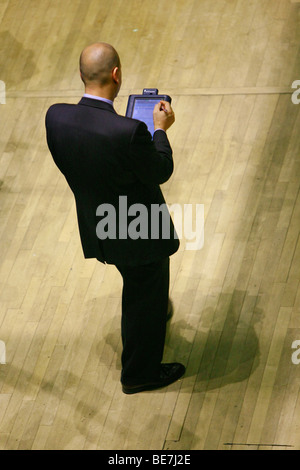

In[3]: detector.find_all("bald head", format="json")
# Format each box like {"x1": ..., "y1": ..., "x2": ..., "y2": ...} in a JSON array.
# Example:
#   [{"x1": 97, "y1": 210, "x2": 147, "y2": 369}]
[{"x1": 79, "y1": 43, "x2": 121, "y2": 87}]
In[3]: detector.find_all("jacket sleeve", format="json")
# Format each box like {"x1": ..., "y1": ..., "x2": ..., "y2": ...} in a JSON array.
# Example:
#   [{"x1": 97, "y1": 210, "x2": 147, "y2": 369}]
[{"x1": 128, "y1": 121, "x2": 174, "y2": 185}]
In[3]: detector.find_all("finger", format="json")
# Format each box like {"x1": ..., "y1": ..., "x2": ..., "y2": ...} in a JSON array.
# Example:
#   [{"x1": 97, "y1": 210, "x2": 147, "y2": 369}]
[
  {"x1": 160, "y1": 100, "x2": 172, "y2": 112},
  {"x1": 154, "y1": 102, "x2": 163, "y2": 113}
]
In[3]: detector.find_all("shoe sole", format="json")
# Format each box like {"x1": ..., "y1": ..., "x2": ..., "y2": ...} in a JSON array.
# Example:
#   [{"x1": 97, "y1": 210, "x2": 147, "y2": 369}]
[{"x1": 122, "y1": 366, "x2": 185, "y2": 395}]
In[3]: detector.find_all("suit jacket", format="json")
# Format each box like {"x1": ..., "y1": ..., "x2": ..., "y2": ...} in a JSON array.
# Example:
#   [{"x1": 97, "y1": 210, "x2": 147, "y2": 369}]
[{"x1": 45, "y1": 97, "x2": 179, "y2": 266}]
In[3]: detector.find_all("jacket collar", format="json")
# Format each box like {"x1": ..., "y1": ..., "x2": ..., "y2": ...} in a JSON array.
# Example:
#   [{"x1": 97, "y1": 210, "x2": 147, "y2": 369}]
[{"x1": 78, "y1": 97, "x2": 117, "y2": 114}]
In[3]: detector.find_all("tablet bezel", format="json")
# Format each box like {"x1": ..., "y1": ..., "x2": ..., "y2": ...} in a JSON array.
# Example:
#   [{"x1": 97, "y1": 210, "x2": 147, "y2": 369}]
[{"x1": 125, "y1": 94, "x2": 172, "y2": 119}]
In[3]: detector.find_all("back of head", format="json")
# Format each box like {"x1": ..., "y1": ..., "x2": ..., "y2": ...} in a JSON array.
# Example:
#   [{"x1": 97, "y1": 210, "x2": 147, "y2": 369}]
[{"x1": 79, "y1": 43, "x2": 120, "y2": 87}]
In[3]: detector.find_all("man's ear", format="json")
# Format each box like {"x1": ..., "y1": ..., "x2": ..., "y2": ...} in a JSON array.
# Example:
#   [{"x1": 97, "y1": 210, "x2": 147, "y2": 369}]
[{"x1": 112, "y1": 66, "x2": 121, "y2": 84}]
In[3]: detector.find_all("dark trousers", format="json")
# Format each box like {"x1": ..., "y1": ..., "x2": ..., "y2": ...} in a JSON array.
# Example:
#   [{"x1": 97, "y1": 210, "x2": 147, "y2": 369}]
[{"x1": 116, "y1": 257, "x2": 170, "y2": 385}]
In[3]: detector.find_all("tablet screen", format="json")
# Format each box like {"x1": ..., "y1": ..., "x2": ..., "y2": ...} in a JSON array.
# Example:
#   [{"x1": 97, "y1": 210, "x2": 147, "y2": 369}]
[{"x1": 131, "y1": 98, "x2": 161, "y2": 136}]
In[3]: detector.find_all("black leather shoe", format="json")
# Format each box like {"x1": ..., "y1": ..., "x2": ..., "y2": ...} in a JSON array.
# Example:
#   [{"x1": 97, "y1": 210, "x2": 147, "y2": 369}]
[{"x1": 122, "y1": 363, "x2": 186, "y2": 395}]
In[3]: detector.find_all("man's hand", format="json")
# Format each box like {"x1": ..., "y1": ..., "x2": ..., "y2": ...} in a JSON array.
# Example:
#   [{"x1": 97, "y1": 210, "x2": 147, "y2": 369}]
[{"x1": 153, "y1": 100, "x2": 175, "y2": 132}]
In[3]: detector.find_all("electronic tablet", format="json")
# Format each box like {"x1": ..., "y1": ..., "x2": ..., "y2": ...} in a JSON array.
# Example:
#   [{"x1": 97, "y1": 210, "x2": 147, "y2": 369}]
[{"x1": 125, "y1": 89, "x2": 172, "y2": 136}]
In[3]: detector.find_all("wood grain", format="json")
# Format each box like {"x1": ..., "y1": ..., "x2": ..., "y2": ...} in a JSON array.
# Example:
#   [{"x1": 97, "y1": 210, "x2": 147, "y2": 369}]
[{"x1": 0, "y1": 0, "x2": 299, "y2": 450}]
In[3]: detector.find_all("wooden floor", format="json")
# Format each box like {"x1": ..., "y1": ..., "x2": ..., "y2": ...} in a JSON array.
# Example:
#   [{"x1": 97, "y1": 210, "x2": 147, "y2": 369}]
[{"x1": 0, "y1": 0, "x2": 300, "y2": 450}]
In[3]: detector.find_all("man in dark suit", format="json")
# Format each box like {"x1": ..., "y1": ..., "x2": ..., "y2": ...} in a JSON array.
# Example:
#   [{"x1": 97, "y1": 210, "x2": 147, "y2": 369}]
[{"x1": 45, "y1": 42, "x2": 185, "y2": 394}]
